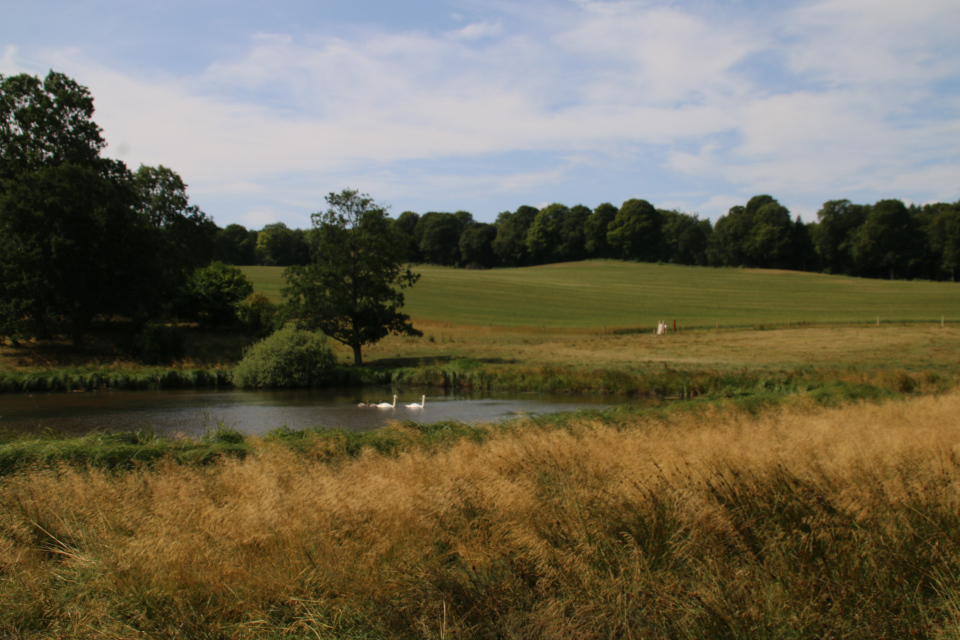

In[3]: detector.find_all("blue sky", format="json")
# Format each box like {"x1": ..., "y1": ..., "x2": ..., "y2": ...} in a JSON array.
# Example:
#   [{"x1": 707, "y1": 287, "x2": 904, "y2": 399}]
[{"x1": 3, "y1": 0, "x2": 959, "y2": 228}]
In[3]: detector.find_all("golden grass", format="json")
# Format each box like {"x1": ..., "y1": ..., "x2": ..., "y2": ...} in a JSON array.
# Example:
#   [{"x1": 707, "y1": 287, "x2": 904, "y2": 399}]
[{"x1": 3, "y1": 392, "x2": 960, "y2": 637}]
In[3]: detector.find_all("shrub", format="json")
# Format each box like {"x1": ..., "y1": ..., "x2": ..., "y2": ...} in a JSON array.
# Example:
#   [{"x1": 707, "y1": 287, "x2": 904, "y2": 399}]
[
  {"x1": 181, "y1": 262, "x2": 254, "y2": 328},
  {"x1": 232, "y1": 326, "x2": 336, "y2": 388},
  {"x1": 237, "y1": 292, "x2": 280, "y2": 336}
]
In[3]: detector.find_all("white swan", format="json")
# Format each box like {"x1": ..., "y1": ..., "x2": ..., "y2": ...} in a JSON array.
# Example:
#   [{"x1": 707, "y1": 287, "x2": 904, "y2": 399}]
[
  {"x1": 405, "y1": 395, "x2": 426, "y2": 409},
  {"x1": 375, "y1": 395, "x2": 397, "y2": 409}
]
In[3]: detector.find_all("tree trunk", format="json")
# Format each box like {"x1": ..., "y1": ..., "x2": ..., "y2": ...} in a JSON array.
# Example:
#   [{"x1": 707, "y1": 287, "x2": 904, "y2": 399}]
[{"x1": 352, "y1": 344, "x2": 363, "y2": 366}]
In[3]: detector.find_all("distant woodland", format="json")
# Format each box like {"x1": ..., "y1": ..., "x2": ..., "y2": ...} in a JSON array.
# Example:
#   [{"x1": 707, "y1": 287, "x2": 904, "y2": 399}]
[
  {"x1": 3, "y1": 70, "x2": 959, "y2": 350},
  {"x1": 218, "y1": 195, "x2": 960, "y2": 282}
]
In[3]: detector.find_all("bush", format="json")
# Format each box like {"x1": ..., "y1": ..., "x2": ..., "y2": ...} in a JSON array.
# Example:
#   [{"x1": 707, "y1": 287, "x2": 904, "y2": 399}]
[
  {"x1": 232, "y1": 326, "x2": 336, "y2": 388},
  {"x1": 237, "y1": 292, "x2": 280, "y2": 336},
  {"x1": 181, "y1": 262, "x2": 254, "y2": 328}
]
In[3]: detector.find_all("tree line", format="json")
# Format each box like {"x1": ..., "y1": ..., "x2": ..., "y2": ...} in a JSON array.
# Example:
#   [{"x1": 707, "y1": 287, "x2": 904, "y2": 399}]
[
  {"x1": 3, "y1": 70, "x2": 959, "y2": 353},
  {"x1": 216, "y1": 195, "x2": 960, "y2": 282}
]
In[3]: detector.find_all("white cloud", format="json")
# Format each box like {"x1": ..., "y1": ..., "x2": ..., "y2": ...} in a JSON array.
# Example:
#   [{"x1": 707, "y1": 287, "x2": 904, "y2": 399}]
[
  {"x1": 0, "y1": 45, "x2": 19, "y2": 74},
  {"x1": 448, "y1": 21, "x2": 502, "y2": 40},
  {"x1": 5, "y1": 0, "x2": 958, "y2": 223}
]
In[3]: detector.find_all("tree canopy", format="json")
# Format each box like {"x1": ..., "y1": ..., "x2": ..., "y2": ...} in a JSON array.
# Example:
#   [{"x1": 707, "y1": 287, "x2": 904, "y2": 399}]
[
  {"x1": 0, "y1": 71, "x2": 159, "y2": 346},
  {"x1": 283, "y1": 189, "x2": 421, "y2": 365}
]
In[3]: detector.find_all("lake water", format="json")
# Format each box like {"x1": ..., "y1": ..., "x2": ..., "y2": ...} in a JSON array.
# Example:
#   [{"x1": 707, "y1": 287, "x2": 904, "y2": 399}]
[{"x1": 0, "y1": 387, "x2": 613, "y2": 438}]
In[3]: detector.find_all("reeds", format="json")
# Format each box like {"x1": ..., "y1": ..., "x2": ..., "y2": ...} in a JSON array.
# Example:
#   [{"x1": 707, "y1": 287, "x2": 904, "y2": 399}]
[
  {"x1": 0, "y1": 368, "x2": 233, "y2": 393},
  {"x1": 2, "y1": 391, "x2": 960, "y2": 638}
]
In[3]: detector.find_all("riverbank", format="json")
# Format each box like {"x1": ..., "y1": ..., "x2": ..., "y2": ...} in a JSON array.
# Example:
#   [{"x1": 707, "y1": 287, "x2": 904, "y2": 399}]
[
  {"x1": 0, "y1": 369, "x2": 950, "y2": 475},
  {"x1": 2, "y1": 387, "x2": 959, "y2": 638}
]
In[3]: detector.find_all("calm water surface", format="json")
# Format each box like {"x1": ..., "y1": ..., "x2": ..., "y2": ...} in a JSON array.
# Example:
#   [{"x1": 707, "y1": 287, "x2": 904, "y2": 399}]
[{"x1": 0, "y1": 388, "x2": 613, "y2": 438}]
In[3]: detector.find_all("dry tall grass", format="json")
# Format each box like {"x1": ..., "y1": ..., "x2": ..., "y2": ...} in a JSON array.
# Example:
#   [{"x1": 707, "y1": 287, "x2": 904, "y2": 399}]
[{"x1": 3, "y1": 392, "x2": 960, "y2": 638}]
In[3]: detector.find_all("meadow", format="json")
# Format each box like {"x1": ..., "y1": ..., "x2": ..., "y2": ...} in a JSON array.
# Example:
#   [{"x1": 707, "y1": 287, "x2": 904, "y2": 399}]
[
  {"x1": 242, "y1": 262, "x2": 960, "y2": 374},
  {"x1": 242, "y1": 261, "x2": 960, "y2": 329}
]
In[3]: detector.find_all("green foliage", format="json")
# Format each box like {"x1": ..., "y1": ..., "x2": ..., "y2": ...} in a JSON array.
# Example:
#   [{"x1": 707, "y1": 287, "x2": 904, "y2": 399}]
[
  {"x1": 607, "y1": 198, "x2": 662, "y2": 261},
  {"x1": 254, "y1": 222, "x2": 310, "y2": 266},
  {"x1": 236, "y1": 292, "x2": 280, "y2": 335},
  {"x1": 214, "y1": 223, "x2": 258, "y2": 265},
  {"x1": 926, "y1": 204, "x2": 960, "y2": 281},
  {"x1": 526, "y1": 203, "x2": 569, "y2": 264},
  {"x1": 852, "y1": 199, "x2": 919, "y2": 280},
  {"x1": 584, "y1": 202, "x2": 618, "y2": 258},
  {"x1": 0, "y1": 428, "x2": 249, "y2": 475},
  {"x1": 660, "y1": 209, "x2": 712, "y2": 265},
  {"x1": 283, "y1": 189, "x2": 422, "y2": 365},
  {"x1": 415, "y1": 211, "x2": 472, "y2": 266},
  {"x1": 812, "y1": 199, "x2": 869, "y2": 275},
  {"x1": 181, "y1": 261, "x2": 254, "y2": 328},
  {"x1": 124, "y1": 322, "x2": 185, "y2": 364},
  {"x1": 459, "y1": 222, "x2": 497, "y2": 268},
  {"x1": 0, "y1": 159, "x2": 153, "y2": 346},
  {"x1": 132, "y1": 164, "x2": 217, "y2": 301},
  {"x1": 232, "y1": 326, "x2": 336, "y2": 388},
  {"x1": 492, "y1": 205, "x2": 538, "y2": 267}
]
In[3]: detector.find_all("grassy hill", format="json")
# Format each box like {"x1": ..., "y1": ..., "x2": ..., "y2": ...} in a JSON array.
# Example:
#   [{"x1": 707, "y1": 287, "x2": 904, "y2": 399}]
[{"x1": 242, "y1": 261, "x2": 960, "y2": 330}]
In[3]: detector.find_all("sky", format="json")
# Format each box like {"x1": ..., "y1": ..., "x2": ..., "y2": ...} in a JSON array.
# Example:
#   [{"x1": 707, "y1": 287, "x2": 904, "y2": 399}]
[{"x1": 2, "y1": 0, "x2": 959, "y2": 229}]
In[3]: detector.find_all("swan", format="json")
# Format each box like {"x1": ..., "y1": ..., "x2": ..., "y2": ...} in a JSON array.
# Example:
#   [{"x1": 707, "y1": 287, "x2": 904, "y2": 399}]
[
  {"x1": 405, "y1": 395, "x2": 426, "y2": 409},
  {"x1": 357, "y1": 402, "x2": 370, "y2": 407},
  {"x1": 375, "y1": 395, "x2": 397, "y2": 409}
]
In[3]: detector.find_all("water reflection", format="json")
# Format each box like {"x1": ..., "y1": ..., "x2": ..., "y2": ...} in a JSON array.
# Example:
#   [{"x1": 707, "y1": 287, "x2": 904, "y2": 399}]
[{"x1": 0, "y1": 387, "x2": 612, "y2": 438}]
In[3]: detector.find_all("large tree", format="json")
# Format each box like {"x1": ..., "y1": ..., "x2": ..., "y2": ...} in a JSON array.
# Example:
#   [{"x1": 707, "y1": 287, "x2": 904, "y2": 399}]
[
  {"x1": 811, "y1": 199, "x2": 868, "y2": 275},
  {"x1": 926, "y1": 204, "x2": 960, "y2": 281},
  {"x1": 0, "y1": 71, "x2": 156, "y2": 346},
  {"x1": 132, "y1": 164, "x2": 217, "y2": 304},
  {"x1": 851, "y1": 199, "x2": 919, "y2": 280},
  {"x1": 607, "y1": 199, "x2": 662, "y2": 262},
  {"x1": 283, "y1": 189, "x2": 421, "y2": 365}
]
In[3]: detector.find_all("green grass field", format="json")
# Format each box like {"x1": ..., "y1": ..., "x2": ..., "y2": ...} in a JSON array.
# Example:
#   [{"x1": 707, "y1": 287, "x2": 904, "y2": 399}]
[{"x1": 242, "y1": 261, "x2": 960, "y2": 330}]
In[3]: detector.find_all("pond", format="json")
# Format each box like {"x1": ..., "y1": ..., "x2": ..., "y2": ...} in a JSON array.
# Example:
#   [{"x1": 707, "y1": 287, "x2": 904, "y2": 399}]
[{"x1": 0, "y1": 387, "x2": 614, "y2": 439}]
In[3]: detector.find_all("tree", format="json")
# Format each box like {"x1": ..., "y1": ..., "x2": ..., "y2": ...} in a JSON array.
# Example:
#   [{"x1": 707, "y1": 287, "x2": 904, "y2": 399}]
[
  {"x1": 584, "y1": 203, "x2": 617, "y2": 259},
  {"x1": 283, "y1": 189, "x2": 421, "y2": 365},
  {"x1": 180, "y1": 262, "x2": 254, "y2": 328},
  {"x1": 255, "y1": 222, "x2": 310, "y2": 266},
  {"x1": 459, "y1": 222, "x2": 497, "y2": 268},
  {"x1": 393, "y1": 211, "x2": 421, "y2": 262},
  {"x1": 526, "y1": 204, "x2": 568, "y2": 264},
  {"x1": 215, "y1": 223, "x2": 258, "y2": 265},
  {"x1": 415, "y1": 211, "x2": 470, "y2": 266},
  {"x1": 925, "y1": 204, "x2": 960, "y2": 281},
  {"x1": 811, "y1": 199, "x2": 868, "y2": 275},
  {"x1": 132, "y1": 164, "x2": 217, "y2": 300},
  {"x1": 708, "y1": 195, "x2": 794, "y2": 268},
  {"x1": 851, "y1": 199, "x2": 919, "y2": 280},
  {"x1": 492, "y1": 205, "x2": 538, "y2": 267},
  {"x1": 607, "y1": 199, "x2": 662, "y2": 262},
  {"x1": 0, "y1": 71, "x2": 157, "y2": 346},
  {"x1": 661, "y1": 210, "x2": 712, "y2": 265},
  {"x1": 742, "y1": 199, "x2": 794, "y2": 268},
  {"x1": 559, "y1": 205, "x2": 590, "y2": 262}
]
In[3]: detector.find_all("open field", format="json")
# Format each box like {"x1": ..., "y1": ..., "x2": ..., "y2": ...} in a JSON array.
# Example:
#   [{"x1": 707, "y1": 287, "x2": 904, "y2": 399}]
[
  {"x1": 3, "y1": 391, "x2": 960, "y2": 638},
  {"x1": 242, "y1": 261, "x2": 960, "y2": 329}
]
